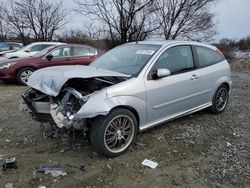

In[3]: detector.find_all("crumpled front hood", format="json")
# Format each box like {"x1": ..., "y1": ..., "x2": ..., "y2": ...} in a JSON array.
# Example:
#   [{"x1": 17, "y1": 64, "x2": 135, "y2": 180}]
[{"x1": 27, "y1": 65, "x2": 130, "y2": 96}]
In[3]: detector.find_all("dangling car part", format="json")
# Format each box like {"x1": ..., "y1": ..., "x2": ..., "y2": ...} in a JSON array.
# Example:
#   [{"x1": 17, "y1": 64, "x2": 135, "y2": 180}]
[{"x1": 20, "y1": 41, "x2": 232, "y2": 157}]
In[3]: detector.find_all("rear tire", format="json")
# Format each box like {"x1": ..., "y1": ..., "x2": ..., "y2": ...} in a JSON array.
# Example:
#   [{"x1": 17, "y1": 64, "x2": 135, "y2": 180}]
[
  {"x1": 90, "y1": 108, "x2": 138, "y2": 157},
  {"x1": 210, "y1": 84, "x2": 229, "y2": 114},
  {"x1": 16, "y1": 67, "x2": 35, "y2": 85}
]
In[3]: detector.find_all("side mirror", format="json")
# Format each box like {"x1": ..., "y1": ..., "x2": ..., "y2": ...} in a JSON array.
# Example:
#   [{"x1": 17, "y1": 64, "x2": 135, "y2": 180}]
[
  {"x1": 157, "y1": 68, "x2": 171, "y2": 78},
  {"x1": 46, "y1": 54, "x2": 53, "y2": 61},
  {"x1": 151, "y1": 68, "x2": 171, "y2": 79},
  {"x1": 25, "y1": 49, "x2": 31, "y2": 53}
]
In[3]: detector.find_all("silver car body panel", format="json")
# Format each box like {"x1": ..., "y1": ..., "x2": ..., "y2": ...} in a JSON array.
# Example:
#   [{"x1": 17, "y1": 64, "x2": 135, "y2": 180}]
[{"x1": 24, "y1": 41, "x2": 232, "y2": 131}]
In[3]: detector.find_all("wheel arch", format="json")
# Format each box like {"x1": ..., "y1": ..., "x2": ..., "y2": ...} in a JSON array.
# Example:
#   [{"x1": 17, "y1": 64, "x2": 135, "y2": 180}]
[
  {"x1": 15, "y1": 66, "x2": 37, "y2": 81},
  {"x1": 109, "y1": 105, "x2": 140, "y2": 129},
  {"x1": 212, "y1": 76, "x2": 232, "y2": 98}
]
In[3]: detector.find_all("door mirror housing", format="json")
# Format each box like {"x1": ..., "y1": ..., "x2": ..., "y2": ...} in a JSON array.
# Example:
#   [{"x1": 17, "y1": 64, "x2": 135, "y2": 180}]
[
  {"x1": 25, "y1": 48, "x2": 31, "y2": 53},
  {"x1": 46, "y1": 54, "x2": 53, "y2": 61},
  {"x1": 156, "y1": 68, "x2": 171, "y2": 79},
  {"x1": 151, "y1": 68, "x2": 171, "y2": 79}
]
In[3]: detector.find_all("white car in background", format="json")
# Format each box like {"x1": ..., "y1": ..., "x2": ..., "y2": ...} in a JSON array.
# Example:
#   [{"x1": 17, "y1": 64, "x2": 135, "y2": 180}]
[{"x1": 2, "y1": 42, "x2": 64, "y2": 59}]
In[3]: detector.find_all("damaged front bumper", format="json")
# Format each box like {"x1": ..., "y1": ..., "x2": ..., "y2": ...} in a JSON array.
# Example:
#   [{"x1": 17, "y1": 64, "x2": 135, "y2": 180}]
[{"x1": 20, "y1": 87, "x2": 90, "y2": 129}]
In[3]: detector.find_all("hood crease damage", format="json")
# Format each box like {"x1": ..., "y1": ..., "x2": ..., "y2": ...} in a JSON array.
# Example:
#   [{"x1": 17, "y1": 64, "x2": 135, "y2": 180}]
[{"x1": 21, "y1": 65, "x2": 130, "y2": 129}]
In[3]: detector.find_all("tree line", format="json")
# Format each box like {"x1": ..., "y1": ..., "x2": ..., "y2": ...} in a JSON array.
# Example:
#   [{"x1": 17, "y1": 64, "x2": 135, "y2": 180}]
[{"x1": 1, "y1": 0, "x2": 217, "y2": 48}]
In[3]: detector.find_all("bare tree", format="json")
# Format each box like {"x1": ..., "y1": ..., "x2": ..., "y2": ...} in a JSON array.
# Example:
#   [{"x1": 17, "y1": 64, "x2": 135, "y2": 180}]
[
  {"x1": 154, "y1": 0, "x2": 217, "y2": 41},
  {"x1": 0, "y1": 6, "x2": 10, "y2": 41},
  {"x1": 3, "y1": 2, "x2": 31, "y2": 44},
  {"x1": 74, "y1": 0, "x2": 158, "y2": 45},
  {"x1": 3, "y1": 0, "x2": 68, "y2": 43}
]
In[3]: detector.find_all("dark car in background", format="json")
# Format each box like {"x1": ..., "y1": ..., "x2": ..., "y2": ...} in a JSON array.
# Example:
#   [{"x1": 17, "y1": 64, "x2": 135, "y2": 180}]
[
  {"x1": 0, "y1": 44, "x2": 101, "y2": 85},
  {"x1": 0, "y1": 42, "x2": 23, "y2": 57}
]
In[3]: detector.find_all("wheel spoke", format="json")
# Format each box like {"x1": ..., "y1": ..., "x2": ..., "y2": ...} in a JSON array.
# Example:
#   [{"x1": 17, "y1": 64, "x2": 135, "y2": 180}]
[
  {"x1": 215, "y1": 88, "x2": 228, "y2": 111},
  {"x1": 104, "y1": 114, "x2": 135, "y2": 153},
  {"x1": 106, "y1": 137, "x2": 116, "y2": 144},
  {"x1": 109, "y1": 138, "x2": 118, "y2": 148}
]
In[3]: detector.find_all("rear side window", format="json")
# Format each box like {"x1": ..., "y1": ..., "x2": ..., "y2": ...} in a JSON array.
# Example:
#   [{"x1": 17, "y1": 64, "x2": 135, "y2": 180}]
[
  {"x1": 194, "y1": 46, "x2": 225, "y2": 68},
  {"x1": 72, "y1": 47, "x2": 97, "y2": 56},
  {"x1": 72, "y1": 47, "x2": 89, "y2": 56}
]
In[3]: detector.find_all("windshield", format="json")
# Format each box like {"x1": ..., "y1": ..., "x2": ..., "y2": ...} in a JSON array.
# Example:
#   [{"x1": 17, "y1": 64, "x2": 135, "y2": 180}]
[
  {"x1": 33, "y1": 46, "x2": 57, "y2": 57},
  {"x1": 90, "y1": 44, "x2": 161, "y2": 76}
]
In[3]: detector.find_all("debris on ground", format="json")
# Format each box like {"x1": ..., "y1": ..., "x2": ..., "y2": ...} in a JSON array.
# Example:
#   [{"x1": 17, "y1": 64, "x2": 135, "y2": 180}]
[
  {"x1": 0, "y1": 154, "x2": 7, "y2": 160},
  {"x1": 38, "y1": 186, "x2": 46, "y2": 188},
  {"x1": 2, "y1": 157, "x2": 18, "y2": 171},
  {"x1": 226, "y1": 142, "x2": 232, "y2": 147},
  {"x1": 79, "y1": 165, "x2": 85, "y2": 171},
  {"x1": 141, "y1": 159, "x2": 158, "y2": 169},
  {"x1": 4, "y1": 183, "x2": 14, "y2": 188},
  {"x1": 106, "y1": 163, "x2": 112, "y2": 170},
  {"x1": 33, "y1": 165, "x2": 73, "y2": 178}
]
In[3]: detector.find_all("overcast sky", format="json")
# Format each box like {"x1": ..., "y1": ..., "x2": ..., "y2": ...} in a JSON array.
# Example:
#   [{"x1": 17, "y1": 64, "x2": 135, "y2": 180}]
[{"x1": 61, "y1": 0, "x2": 250, "y2": 41}]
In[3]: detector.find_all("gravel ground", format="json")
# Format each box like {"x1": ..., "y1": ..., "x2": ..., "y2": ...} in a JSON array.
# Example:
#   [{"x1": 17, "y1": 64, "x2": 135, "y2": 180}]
[{"x1": 0, "y1": 72, "x2": 249, "y2": 188}]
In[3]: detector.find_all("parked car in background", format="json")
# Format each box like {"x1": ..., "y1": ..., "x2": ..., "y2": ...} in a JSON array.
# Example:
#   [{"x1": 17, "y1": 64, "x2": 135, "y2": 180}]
[
  {"x1": 0, "y1": 44, "x2": 100, "y2": 85},
  {"x1": 20, "y1": 40, "x2": 232, "y2": 157},
  {"x1": 0, "y1": 42, "x2": 23, "y2": 57},
  {"x1": 1, "y1": 42, "x2": 64, "y2": 59}
]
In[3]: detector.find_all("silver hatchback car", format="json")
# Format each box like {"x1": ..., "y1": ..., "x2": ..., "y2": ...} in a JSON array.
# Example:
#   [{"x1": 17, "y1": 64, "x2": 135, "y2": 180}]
[{"x1": 20, "y1": 41, "x2": 232, "y2": 157}]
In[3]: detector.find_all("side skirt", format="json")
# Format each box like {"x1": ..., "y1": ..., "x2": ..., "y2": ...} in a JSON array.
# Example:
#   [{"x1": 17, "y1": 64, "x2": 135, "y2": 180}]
[{"x1": 139, "y1": 102, "x2": 212, "y2": 132}]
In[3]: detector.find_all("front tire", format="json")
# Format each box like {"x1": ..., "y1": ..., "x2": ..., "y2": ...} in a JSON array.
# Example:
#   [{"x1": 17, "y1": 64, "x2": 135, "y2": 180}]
[
  {"x1": 210, "y1": 84, "x2": 229, "y2": 114},
  {"x1": 16, "y1": 67, "x2": 35, "y2": 85},
  {"x1": 90, "y1": 108, "x2": 138, "y2": 157}
]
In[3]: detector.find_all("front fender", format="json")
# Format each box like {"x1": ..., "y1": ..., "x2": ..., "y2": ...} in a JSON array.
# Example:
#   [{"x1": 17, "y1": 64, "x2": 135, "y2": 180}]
[{"x1": 75, "y1": 91, "x2": 147, "y2": 127}]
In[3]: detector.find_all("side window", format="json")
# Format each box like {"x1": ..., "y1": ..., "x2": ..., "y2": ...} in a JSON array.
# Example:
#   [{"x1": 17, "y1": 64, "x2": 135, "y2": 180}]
[
  {"x1": 49, "y1": 47, "x2": 71, "y2": 57},
  {"x1": 31, "y1": 45, "x2": 43, "y2": 51},
  {"x1": 72, "y1": 47, "x2": 97, "y2": 56},
  {"x1": 89, "y1": 48, "x2": 97, "y2": 55},
  {"x1": 155, "y1": 45, "x2": 194, "y2": 74},
  {"x1": 194, "y1": 46, "x2": 225, "y2": 67},
  {"x1": 31, "y1": 44, "x2": 52, "y2": 52},
  {"x1": 13, "y1": 46, "x2": 21, "y2": 50},
  {"x1": 72, "y1": 47, "x2": 89, "y2": 56},
  {"x1": 40, "y1": 44, "x2": 52, "y2": 50},
  {"x1": 0, "y1": 46, "x2": 11, "y2": 52}
]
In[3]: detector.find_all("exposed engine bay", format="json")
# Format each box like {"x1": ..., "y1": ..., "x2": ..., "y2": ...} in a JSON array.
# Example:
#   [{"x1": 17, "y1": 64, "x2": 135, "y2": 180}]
[{"x1": 20, "y1": 77, "x2": 126, "y2": 130}]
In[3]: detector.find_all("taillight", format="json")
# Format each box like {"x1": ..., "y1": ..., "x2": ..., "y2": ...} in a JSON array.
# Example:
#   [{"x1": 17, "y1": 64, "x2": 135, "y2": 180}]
[{"x1": 216, "y1": 48, "x2": 225, "y2": 58}]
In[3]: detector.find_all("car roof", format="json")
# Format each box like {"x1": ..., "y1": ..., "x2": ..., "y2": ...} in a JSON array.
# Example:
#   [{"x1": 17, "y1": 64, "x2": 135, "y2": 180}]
[
  {"x1": 0, "y1": 42, "x2": 23, "y2": 46},
  {"x1": 127, "y1": 40, "x2": 216, "y2": 50},
  {"x1": 29, "y1": 42, "x2": 65, "y2": 45},
  {"x1": 53, "y1": 43, "x2": 98, "y2": 50}
]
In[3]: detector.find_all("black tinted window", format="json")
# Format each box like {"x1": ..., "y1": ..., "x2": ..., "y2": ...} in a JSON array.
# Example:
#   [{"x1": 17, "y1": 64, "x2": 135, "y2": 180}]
[
  {"x1": 194, "y1": 46, "x2": 225, "y2": 67},
  {"x1": 155, "y1": 45, "x2": 194, "y2": 74}
]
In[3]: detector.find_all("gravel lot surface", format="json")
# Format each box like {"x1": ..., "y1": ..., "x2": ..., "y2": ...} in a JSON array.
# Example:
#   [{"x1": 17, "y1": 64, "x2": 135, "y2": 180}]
[{"x1": 0, "y1": 72, "x2": 249, "y2": 188}]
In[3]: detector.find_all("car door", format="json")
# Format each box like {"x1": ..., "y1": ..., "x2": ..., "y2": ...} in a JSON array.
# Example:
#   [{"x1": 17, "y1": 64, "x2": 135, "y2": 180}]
[
  {"x1": 145, "y1": 45, "x2": 204, "y2": 124},
  {"x1": 40, "y1": 46, "x2": 72, "y2": 68},
  {"x1": 70, "y1": 46, "x2": 97, "y2": 65}
]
